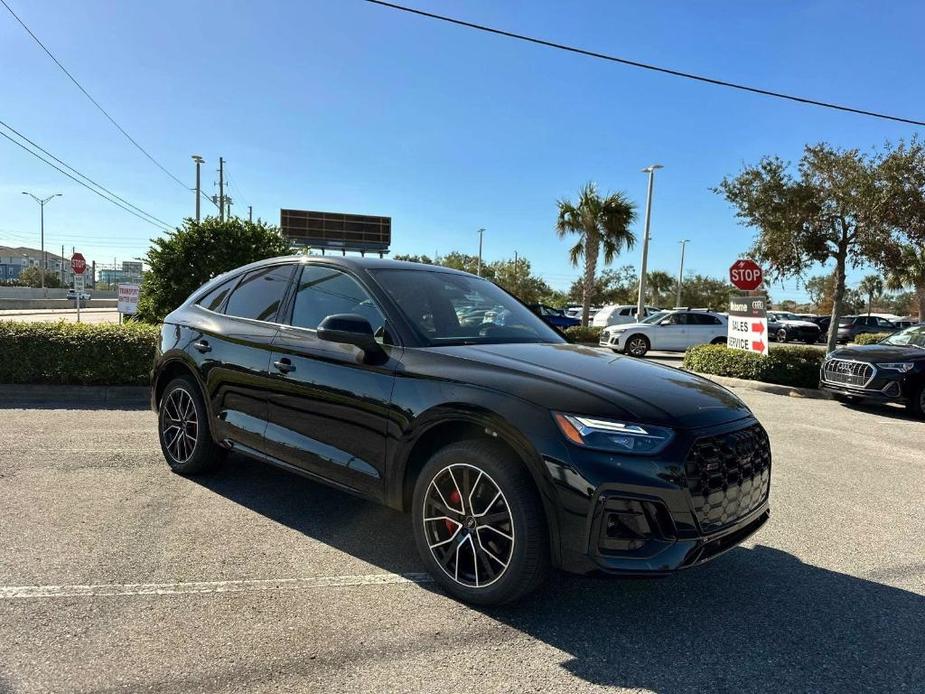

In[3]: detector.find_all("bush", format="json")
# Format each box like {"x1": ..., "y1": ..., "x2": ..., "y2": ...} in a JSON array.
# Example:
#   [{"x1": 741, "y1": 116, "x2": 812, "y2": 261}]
[
  {"x1": 853, "y1": 332, "x2": 890, "y2": 345},
  {"x1": 137, "y1": 216, "x2": 292, "y2": 323},
  {"x1": 563, "y1": 325, "x2": 602, "y2": 343},
  {"x1": 683, "y1": 344, "x2": 825, "y2": 389},
  {"x1": 0, "y1": 322, "x2": 160, "y2": 385}
]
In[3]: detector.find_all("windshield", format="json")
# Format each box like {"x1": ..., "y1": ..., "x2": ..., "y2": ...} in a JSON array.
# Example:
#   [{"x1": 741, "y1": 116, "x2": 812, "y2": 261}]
[
  {"x1": 881, "y1": 325, "x2": 925, "y2": 348},
  {"x1": 640, "y1": 310, "x2": 668, "y2": 324},
  {"x1": 371, "y1": 269, "x2": 564, "y2": 346},
  {"x1": 838, "y1": 317, "x2": 856, "y2": 326}
]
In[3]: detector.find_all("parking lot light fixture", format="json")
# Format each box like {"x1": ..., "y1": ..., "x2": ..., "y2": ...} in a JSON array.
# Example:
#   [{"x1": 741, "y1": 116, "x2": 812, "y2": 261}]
[
  {"x1": 636, "y1": 165, "x2": 663, "y2": 320},
  {"x1": 21, "y1": 191, "x2": 63, "y2": 298}
]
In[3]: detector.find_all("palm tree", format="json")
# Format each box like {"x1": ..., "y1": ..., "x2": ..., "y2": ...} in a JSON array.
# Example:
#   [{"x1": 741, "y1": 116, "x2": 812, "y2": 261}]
[
  {"x1": 885, "y1": 245, "x2": 925, "y2": 321},
  {"x1": 858, "y1": 274, "x2": 883, "y2": 316},
  {"x1": 556, "y1": 182, "x2": 637, "y2": 326}
]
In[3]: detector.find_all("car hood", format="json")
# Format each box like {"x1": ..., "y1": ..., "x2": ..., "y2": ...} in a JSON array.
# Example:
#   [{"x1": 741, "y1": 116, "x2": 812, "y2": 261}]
[
  {"x1": 780, "y1": 319, "x2": 819, "y2": 329},
  {"x1": 435, "y1": 342, "x2": 752, "y2": 429},
  {"x1": 604, "y1": 322, "x2": 649, "y2": 331},
  {"x1": 830, "y1": 344, "x2": 925, "y2": 362}
]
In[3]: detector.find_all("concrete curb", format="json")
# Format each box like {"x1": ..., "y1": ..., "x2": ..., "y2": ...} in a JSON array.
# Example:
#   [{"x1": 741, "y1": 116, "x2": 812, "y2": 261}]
[
  {"x1": 689, "y1": 371, "x2": 833, "y2": 400},
  {"x1": 0, "y1": 384, "x2": 151, "y2": 405}
]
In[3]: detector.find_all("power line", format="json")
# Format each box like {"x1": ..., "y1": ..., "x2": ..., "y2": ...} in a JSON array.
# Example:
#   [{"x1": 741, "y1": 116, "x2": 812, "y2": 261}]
[
  {"x1": 0, "y1": 119, "x2": 174, "y2": 228},
  {"x1": 364, "y1": 0, "x2": 925, "y2": 127},
  {"x1": 0, "y1": 0, "x2": 191, "y2": 187},
  {"x1": 0, "y1": 128, "x2": 172, "y2": 231}
]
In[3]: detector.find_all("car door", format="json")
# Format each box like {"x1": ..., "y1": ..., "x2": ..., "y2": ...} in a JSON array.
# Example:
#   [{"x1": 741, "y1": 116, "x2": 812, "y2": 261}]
[
  {"x1": 653, "y1": 312, "x2": 689, "y2": 350},
  {"x1": 263, "y1": 264, "x2": 400, "y2": 496},
  {"x1": 190, "y1": 263, "x2": 296, "y2": 452}
]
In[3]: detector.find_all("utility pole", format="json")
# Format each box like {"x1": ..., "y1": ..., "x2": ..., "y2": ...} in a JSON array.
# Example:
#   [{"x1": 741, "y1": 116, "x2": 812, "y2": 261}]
[
  {"x1": 218, "y1": 157, "x2": 225, "y2": 222},
  {"x1": 476, "y1": 228, "x2": 485, "y2": 276},
  {"x1": 192, "y1": 155, "x2": 204, "y2": 222},
  {"x1": 248, "y1": 205, "x2": 253, "y2": 222},
  {"x1": 226, "y1": 196, "x2": 233, "y2": 220},
  {"x1": 21, "y1": 191, "x2": 62, "y2": 298},
  {"x1": 636, "y1": 164, "x2": 663, "y2": 320},
  {"x1": 61, "y1": 244, "x2": 65, "y2": 284},
  {"x1": 676, "y1": 239, "x2": 689, "y2": 308}
]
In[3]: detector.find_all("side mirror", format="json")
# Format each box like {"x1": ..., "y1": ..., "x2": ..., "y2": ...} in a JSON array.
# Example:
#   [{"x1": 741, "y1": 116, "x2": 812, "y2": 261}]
[{"x1": 317, "y1": 313, "x2": 384, "y2": 357}]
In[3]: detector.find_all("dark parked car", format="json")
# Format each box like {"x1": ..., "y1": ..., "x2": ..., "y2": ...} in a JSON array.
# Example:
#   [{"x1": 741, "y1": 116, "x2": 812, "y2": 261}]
[
  {"x1": 805, "y1": 315, "x2": 831, "y2": 343},
  {"x1": 766, "y1": 311, "x2": 821, "y2": 343},
  {"x1": 152, "y1": 257, "x2": 771, "y2": 605},
  {"x1": 836, "y1": 315, "x2": 897, "y2": 343},
  {"x1": 527, "y1": 303, "x2": 580, "y2": 330},
  {"x1": 819, "y1": 325, "x2": 925, "y2": 417}
]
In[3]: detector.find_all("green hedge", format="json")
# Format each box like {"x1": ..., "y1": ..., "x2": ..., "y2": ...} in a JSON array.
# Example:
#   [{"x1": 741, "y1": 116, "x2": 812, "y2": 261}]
[
  {"x1": 683, "y1": 344, "x2": 825, "y2": 389},
  {"x1": 564, "y1": 325, "x2": 603, "y2": 343},
  {"x1": 0, "y1": 321, "x2": 160, "y2": 385},
  {"x1": 853, "y1": 332, "x2": 890, "y2": 345}
]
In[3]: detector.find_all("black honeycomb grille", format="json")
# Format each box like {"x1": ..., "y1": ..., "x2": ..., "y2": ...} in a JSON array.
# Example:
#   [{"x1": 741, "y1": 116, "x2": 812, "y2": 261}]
[{"x1": 685, "y1": 424, "x2": 771, "y2": 531}]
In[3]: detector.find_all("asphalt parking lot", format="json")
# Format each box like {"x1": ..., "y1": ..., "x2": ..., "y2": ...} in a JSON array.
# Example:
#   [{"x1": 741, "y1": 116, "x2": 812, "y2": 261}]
[{"x1": 1, "y1": 391, "x2": 923, "y2": 693}]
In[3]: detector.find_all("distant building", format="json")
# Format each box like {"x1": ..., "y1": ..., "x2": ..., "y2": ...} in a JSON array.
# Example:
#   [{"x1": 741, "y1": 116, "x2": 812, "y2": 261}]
[
  {"x1": 0, "y1": 245, "x2": 78, "y2": 284},
  {"x1": 98, "y1": 260, "x2": 143, "y2": 286}
]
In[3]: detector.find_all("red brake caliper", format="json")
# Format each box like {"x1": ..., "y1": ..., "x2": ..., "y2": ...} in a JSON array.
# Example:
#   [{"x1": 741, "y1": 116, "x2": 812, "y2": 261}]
[{"x1": 446, "y1": 489, "x2": 462, "y2": 532}]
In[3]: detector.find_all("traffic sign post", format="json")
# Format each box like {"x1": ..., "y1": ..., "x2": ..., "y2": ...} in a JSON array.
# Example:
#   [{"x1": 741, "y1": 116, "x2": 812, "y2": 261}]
[
  {"x1": 729, "y1": 258, "x2": 763, "y2": 292},
  {"x1": 727, "y1": 295, "x2": 768, "y2": 355},
  {"x1": 71, "y1": 252, "x2": 86, "y2": 322}
]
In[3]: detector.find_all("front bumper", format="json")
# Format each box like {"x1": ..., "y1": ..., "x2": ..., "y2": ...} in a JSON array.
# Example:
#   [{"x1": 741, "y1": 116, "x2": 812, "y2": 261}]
[
  {"x1": 599, "y1": 332, "x2": 626, "y2": 349},
  {"x1": 819, "y1": 375, "x2": 905, "y2": 402},
  {"x1": 548, "y1": 417, "x2": 772, "y2": 576}
]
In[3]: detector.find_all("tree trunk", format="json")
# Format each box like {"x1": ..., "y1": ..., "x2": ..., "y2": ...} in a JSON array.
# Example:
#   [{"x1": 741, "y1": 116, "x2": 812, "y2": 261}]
[
  {"x1": 827, "y1": 244, "x2": 848, "y2": 353},
  {"x1": 580, "y1": 232, "x2": 600, "y2": 327},
  {"x1": 917, "y1": 283, "x2": 925, "y2": 322}
]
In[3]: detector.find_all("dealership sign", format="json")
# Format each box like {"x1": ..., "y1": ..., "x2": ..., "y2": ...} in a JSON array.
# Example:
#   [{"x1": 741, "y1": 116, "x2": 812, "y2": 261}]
[
  {"x1": 727, "y1": 295, "x2": 768, "y2": 355},
  {"x1": 117, "y1": 284, "x2": 140, "y2": 315}
]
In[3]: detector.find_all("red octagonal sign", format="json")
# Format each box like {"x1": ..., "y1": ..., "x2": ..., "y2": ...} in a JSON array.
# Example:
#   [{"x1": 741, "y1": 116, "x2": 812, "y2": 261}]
[
  {"x1": 729, "y1": 258, "x2": 763, "y2": 291},
  {"x1": 71, "y1": 252, "x2": 86, "y2": 275}
]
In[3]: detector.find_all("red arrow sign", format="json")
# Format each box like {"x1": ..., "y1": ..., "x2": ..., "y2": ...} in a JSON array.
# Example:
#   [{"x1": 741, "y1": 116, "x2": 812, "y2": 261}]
[
  {"x1": 752, "y1": 339, "x2": 766, "y2": 352},
  {"x1": 751, "y1": 322, "x2": 765, "y2": 335}
]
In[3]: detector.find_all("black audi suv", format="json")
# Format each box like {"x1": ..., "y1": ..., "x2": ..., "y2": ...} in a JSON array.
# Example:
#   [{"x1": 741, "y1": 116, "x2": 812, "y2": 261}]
[
  {"x1": 152, "y1": 256, "x2": 771, "y2": 604},
  {"x1": 819, "y1": 325, "x2": 925, "y2": 417}
]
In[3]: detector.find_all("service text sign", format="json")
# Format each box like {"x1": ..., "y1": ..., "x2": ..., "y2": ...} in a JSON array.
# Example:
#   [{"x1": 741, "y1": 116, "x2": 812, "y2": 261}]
[
  {"x1": 727, "y1": 295, "x2": 768, "y2": 355},
  {"x1": 118, "y1": 284, "x2": 140, "y2": 315}
]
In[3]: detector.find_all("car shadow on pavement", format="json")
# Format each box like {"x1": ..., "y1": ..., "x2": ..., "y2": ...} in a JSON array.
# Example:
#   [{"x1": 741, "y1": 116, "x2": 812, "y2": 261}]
[
  {"x1": 836, "y1": 400, "x2": 921, "y2": 422},
  {"x1": 196, "y1": 454, "x2": 924, "y2": 692}
]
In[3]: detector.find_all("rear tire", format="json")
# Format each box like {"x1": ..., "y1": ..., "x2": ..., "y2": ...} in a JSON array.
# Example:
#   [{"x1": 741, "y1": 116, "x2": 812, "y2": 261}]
[
  {"x1": 157, "y1": 376, "x2": 225, "y2": 475},
  {"x1": 412, "y1": 439, "x2": 549, "y2": 605},
  {"x1": 710, "y1": 336, "x2": 727, "y2": 345},
  {"x1": 624, "y1": 334, "x2": 650, "y2": 357}
]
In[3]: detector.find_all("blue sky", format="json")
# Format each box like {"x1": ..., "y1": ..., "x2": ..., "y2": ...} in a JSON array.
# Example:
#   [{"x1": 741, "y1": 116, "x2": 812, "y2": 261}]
[{"x1": 2, "y1": 0, "x2": 923, "y2": 299}]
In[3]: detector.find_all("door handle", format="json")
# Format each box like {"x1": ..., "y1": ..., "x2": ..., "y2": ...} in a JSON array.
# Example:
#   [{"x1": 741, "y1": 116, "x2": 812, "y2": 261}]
[
  {"x1": 273, "y1": 358, "x2": 295, "y2": 374},
  {"x1": 193, "y1": 340, "x2": 211, "y2": 353}
]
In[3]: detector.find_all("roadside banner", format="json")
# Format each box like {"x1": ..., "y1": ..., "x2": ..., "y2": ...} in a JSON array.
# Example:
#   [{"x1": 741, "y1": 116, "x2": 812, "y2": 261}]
[
  {"x1": 117, "y1": 284, "x2": 140, "y2": 315},
  {"x1": 727, "y1": 295, "x2": 768, "y2": 355}
]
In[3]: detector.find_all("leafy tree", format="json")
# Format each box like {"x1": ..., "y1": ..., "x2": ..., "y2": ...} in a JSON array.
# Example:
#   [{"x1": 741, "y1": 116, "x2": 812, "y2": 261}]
[
  {"x1": 136, "y1": 216, "x2": 291, "y2": 323},
  {"x1": 393, "y1": 254, "x2": 434, "y2": 264},
  {"x1": 556, "y1": 182, "x2": 637, "y2": 326},
  {"x1": 678, "y1": 273, "x2": 734, "y2": 311},
  {"x1": 883, "y1": 244, "x2": 925, "y2": 320},
  {"x1": 18, "y1": 266, "x2": 63, "y2": 288},
  {"x1": 645, "y1": 270, "x2": 675, "y2": 307},
  {"x1": 490, "y1": 257, "x2": 553, "y2": 304},
  {"x1": 858, "y1": 274, "x2": 884, "y2": 316},
  {"x1": 717, "y1": 143, "x2": 898, "y2": 351},
  {"x1": 437, "y1": 251, "x2": 485, "y2": 278}
]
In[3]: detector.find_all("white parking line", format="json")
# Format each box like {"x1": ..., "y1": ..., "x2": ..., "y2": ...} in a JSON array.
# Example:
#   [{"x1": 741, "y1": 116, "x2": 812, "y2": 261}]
[{"x1": 0, "y1": 573, "x2": 434, "y2": 599}]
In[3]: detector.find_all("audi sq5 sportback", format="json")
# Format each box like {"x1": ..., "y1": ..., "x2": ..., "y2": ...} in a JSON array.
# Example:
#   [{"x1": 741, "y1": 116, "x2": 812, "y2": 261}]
[{"x1": 152, "y1": 256, "x2": 772, "y2": 605}]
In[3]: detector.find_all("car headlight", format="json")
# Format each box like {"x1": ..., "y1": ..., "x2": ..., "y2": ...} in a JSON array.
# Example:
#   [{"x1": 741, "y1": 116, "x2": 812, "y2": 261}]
[
  {"x1": 877, "y1": 362, "x2": 914, "y2": 372},
  {"x1": 553, "y1": 413, "x2": 674, "y2": 454}
]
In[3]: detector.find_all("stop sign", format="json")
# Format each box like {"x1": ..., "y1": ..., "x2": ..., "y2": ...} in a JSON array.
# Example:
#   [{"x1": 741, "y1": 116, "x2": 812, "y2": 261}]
[
  {"x1": 729, "y1": 259, "x2": 763, "y2": 291},
  {"x1": 71, "y1": 252, "x2": 86, "y2": 275}
]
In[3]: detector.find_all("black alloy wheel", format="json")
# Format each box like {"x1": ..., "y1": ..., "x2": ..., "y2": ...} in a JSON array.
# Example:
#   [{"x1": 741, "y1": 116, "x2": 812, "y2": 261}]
[
  {"x1": 412, "y1": 440, "x2": 548, "y2": 605},
  {"x1": 158, "y1": 376, "x2": 224, "y2": 475}
]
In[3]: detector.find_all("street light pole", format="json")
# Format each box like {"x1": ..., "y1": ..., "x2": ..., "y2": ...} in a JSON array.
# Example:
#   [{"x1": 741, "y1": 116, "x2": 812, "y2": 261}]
[
  {"x1": 192, "y1": 155, "x2": 204, "y2": 222},
  {"x1": 22, "y1": 191, "x2": 62, "y2": 298},
  {"x1": 676, "y1": 239, "x2": 689, "y2": 308},
  {"x1": 476, "y1": 228, "x2": 485, "y2": 276},
  {"x1": 635, "y1": 164, "x2": 663, "y2": 320}
]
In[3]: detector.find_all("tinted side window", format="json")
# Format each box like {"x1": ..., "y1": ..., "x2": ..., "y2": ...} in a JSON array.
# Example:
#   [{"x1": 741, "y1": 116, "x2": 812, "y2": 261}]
[
  {"x1": 619, "y1": 308, "x2": 632, "y2": 316},
  {"x1": 290, "y1": 266, "x2": 385, "y2": 332},
  {"x1": 196, "y1": 276, "x2": 237, "y2": 312},
  {"x1": 224, "y1": 265, "x2": 293, "y2": 322}
]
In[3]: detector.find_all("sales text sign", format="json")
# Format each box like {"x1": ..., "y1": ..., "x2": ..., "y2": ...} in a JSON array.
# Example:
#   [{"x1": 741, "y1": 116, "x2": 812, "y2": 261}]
[{"x1": 728, "y1": 295, "x2": 768, "y2": 355}]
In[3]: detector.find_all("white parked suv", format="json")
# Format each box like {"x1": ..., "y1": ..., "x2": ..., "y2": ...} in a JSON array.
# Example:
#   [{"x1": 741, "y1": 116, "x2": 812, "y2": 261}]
[
  {"x1": 600, "y1": 309, "x2": 728, "y2": 357},
  {"x1": 592, "y1": 304, "x2": 661, "y2": 328}
]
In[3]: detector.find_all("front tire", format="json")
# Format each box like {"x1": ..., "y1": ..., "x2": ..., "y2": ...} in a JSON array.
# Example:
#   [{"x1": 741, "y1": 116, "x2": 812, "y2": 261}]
[
  {"x1": 412, "y1": 440, "x2": 549, "y2": 605},
  {"x1": 158, "y1": 376, "x2": 224, "y2": 475},
  {"x1": 624, "y1": 334, "x2": 650, "y2": 357},
  {"x1": 908, "y1": 385, "x2": 925, "y2": 419}
]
